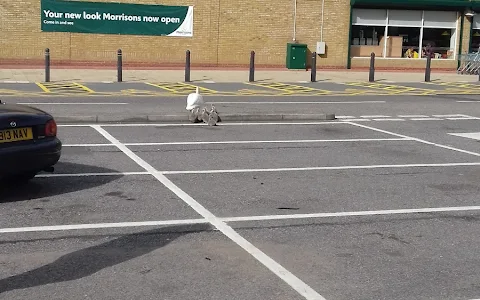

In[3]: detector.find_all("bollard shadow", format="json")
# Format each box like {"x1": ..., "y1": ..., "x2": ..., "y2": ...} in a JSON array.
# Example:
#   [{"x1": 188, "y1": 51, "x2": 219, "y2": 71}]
[
  {"x1": 0, "y1": 223, "x2": 212, "y2": 294},
  {"x1": 0, "y1": 162, "x2": 124, "y2": 203}
]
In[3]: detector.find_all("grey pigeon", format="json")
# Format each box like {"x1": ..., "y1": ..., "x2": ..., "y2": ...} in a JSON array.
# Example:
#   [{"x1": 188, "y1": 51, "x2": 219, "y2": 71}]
[
  {"x1": 201, "y1": 107, "x2": 210, "y2": 123},
  {"x1": 209, "y1": 104, "x2": 219, "y2": 123},
  {"x1": 196, "y1": 107, "x2": 203, "y2": 122},
  {"x1": 207, "y1": 113, "x2": 217, "y2": 126},
  {"x1": 188, "y1": 107, "x2": 199, "y2": 123}
]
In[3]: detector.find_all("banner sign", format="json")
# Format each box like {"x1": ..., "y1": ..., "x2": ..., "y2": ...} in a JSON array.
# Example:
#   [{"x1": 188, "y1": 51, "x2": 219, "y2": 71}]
[{"x1": 40, "y1": 0, "x2": 193, "y2": 37}]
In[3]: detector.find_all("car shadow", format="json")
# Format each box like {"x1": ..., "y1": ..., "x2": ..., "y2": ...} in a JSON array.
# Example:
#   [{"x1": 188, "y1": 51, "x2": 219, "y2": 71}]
[
  {"x1": 0, "y1": 223, "x2": 212, "y2": 294},
  {"x1": 0, "y1": 162, "x2": 125, "y2": 203}
]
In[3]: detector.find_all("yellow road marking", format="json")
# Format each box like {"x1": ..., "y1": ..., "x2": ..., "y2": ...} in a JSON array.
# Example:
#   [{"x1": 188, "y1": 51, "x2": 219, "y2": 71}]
[
  {"x1": 36, "y1": 82, "x2": 51, "y2": 93},
  {"x1": 344, "y1": 82, "x2": 436, "y2": 95},
  {"x1": 145, "y1": 82, "x2": 219, "y2": 94},
  {"x1": 36, "y1": 82, "x2": 94, "y2": 93},
  {"x1": 245, "y1": 82, "x2": 331, "y2": 95},
  {"x1": 73, "y1": 82, "x2": 95, "y2": 93},
  {"x1": 245, "y1": 82, "x2": 296, "y2": 94},
  {"x1": 425, "y1": 81, "x2": 480, "y2": 90},
  {"x1": 180, "y1": 82, "x2": 219, "y2": 94},
  {"x1": 145, "y1": 82, "x2": 177, "y2": 92}
]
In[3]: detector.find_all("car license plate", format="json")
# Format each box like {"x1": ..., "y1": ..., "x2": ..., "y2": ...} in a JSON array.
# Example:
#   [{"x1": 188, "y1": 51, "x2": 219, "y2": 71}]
[{"x1": 0, "y1": 127, "x2": 33, "y2": 144}]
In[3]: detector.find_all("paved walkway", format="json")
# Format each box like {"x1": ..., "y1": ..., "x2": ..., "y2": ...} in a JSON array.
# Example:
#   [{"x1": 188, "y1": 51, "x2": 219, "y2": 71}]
[{"x1": 0, "y1": 68, "x2": 478, "y2": 83}]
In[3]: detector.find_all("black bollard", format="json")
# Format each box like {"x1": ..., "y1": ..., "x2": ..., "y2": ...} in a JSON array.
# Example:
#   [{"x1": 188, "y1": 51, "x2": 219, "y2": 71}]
[
  {"x1": 249, "y1": 51, "x2": 255, "y2": 82},
  {"x1": 369, "y1": 52, "x2": 375, "y2": 82},
  {"x1": 425, "y1": 54, "x2": 431, "y2": 82},
  {"x1": 45, "y1": 48, "x2": 50, "y2": 83},
  {"x1": 311, "y1": 52, "x2": 317, "y2": 82},
  {"x1": 185, "y1": 50, "x2": 191, "y2": 82},
  {"x1": 117, "y1": 49, "x2": 122, "y2": 82}
]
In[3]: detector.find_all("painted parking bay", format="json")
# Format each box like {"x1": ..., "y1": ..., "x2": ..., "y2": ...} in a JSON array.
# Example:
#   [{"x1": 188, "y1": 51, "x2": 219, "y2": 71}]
[
  {"x1": 339, "y1": 82, "x2": 438, "y2": 95},
  {"x1": 422, "y1": 81, "x2": 480, "y2": 94},
  {"x1": 145, "y1": 82, "x2": 222, "y2": 95},
  {"x1": 245, "y1": 82, "x2": 334, "y2": 95},
  {"x1": 36, "y1": 82, "x2": 95, "y2": 94}
]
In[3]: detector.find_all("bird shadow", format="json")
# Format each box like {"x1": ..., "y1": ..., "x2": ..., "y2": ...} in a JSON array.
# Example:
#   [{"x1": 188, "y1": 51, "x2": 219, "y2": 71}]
[{"x1": 0, "y1": 223, "x2": 212, "y2": 294}]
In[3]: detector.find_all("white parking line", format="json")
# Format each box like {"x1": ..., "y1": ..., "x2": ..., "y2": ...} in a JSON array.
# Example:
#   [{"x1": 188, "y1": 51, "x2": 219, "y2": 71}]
[
  {"x1": 160, "y1": 162, "x2": 480, "y2": 175},
  {"x1": 335, "y1": 116, "x2": 356, "y2": 119},
  {"x1": 62, "y1": 138, "x2": 412, "y2": 147},
  {"x1": 446, "y1": 116, "x2": 480, "y2": 120},
  {"x1": 410, "y1": 118, "x2": 443, "y2": 121},
  {"x1": 449, "y1": 132, "x2": 480, "y2": 140},
  {"x1": 58, "y1": 121, "x2": 342, "y2": 127},
  {"x1": 17, "y1": 102, "x2": 129, "y2": 105},
  {"x1": 360, "y1": 115, "x2": 391, "y2": 118},
  {"x1": 36, "y1": 171, "x2": 149, "y2": 177},
  {"x1": 91, "y1": 125, "x2": 327, "y2": 300},
  {"x1": 2, "y1": 205, "x2": 480, "y2": 233},
  {"x1": 221, "y1": 205, "x2": 480, "y2": 222},
  {"x1": 339, "y1": 119, "x2": 371, "y2": 122},
  {"x1": 63, "y1": 143, "x2": 114, "y2": 147},
  {"x1": 0, "y1": 219, "x2": 208, "y2": 233},
  {"x1": 372, "y1": 118, "x2": 405, "y2": 121},
  {"x1": 346, "y1": 121, "x2": 480, "y2": 158},
  {"x1": 211, "y1": 101, "x2": 386, "y2": 104},
  {"x1": 397, "y1": 115, "x2": 429, "y2": 118},
  {"x1": 2, "y1": 80, "x2": 30, "y2": 83},
  {"x1": 34, "y1": 162, "x2": 480, "y2": 177},
  {"x1": 432, "y1": 114, "x2": 470, "y2": 117}
]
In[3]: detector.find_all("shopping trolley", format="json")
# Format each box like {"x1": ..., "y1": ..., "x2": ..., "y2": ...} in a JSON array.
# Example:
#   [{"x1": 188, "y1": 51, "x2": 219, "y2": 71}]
[{"x1": 457, "y1": 51, "x2": 480, "y2": 75}]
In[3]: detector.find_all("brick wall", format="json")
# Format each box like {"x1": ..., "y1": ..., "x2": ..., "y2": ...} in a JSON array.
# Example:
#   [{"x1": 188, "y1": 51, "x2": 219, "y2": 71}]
[
  {"x1": 0, "y1": 0, "x2": 470, "y2": 69},
  {"x1": 460, "y1": 14, "x2": 472, "y2": 56},
  {"x1": 351, "y1": 57, "x2": 457, "y2": 70},
  {"x1": 0, "y1": 0, "x2": 352, "y2": 68}
]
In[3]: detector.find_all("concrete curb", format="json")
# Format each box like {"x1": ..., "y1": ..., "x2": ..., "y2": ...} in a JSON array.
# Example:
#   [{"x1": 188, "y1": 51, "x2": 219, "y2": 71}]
[{"x1": 55, "y1": 113, "x2": 336, "y2": 124}]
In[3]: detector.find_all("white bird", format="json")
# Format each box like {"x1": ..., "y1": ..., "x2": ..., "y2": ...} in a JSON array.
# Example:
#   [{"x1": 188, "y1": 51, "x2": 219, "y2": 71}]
[{"x1": 186, "y1": 86, "x2": 204, "y2": 111}]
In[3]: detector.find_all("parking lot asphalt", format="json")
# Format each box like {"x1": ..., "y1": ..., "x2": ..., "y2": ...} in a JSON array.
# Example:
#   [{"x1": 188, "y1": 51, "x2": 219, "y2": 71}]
[{"x1": 1, "y1": 115, "x2": 480, "y2": 300}]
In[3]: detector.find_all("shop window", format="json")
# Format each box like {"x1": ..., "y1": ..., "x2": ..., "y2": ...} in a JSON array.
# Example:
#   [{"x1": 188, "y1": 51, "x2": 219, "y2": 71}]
[
  {"x1": 471, "y1": 30, "x2": 480, "y2": 52},
  {"x1": 350, "y1": 9, "x2": 387, "y2": 57},
  {"x1": 422, "y1": 28, "x2": 455, "y2": 59},
  {"x1": 350, "y1": 8, "x2": 458, "y2": 59},
  {"x1": 471, "y1": 15, "x2": 480, "y2": 52},
  {"x1": 352, "y1": 8, "x2": 387, "y2": 26},
  {"x1": 388, "y1": 10, "x2": 422, "y2": 27},
  {"x1": 385, "y1": 27, "x2": 421, "y2": 58},
  {"x1": 350, "y1": 25, "x2": 385, "y2": 57}
]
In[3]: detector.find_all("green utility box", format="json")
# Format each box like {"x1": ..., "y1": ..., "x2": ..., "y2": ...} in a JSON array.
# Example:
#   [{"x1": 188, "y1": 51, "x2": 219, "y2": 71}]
[{"x1": 286, "y1": 43, "x2": 307, "y2": 69}]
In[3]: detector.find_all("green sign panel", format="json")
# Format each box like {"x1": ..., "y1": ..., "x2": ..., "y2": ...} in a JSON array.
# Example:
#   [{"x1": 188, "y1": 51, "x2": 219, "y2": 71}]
[{"x1": 41, "y1": 0, "x2": 193, "y2": 37}]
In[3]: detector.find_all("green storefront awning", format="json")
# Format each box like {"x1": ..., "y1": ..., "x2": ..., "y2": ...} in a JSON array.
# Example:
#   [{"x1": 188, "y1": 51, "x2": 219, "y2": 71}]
[{"x1": 351, "y1": 0, "x2": 480, "y2": 10}]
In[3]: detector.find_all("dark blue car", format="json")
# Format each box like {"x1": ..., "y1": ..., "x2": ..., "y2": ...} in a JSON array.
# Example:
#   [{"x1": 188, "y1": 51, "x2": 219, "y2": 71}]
[{"x1": 0, "y1": 100, "x2": 61, "y2": 183}]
